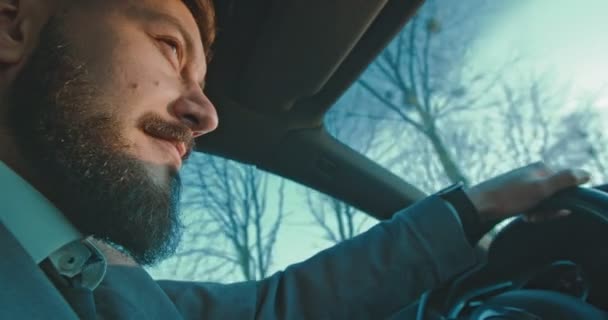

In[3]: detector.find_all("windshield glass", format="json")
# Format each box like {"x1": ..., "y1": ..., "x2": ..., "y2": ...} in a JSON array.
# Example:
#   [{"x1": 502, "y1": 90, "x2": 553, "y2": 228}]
[
  {"x1": 149, "y1": 0, "x2": 608, "y2": 282},
  {"x1": 329, "y1": 0, "x2": 608, "y2": 194}
]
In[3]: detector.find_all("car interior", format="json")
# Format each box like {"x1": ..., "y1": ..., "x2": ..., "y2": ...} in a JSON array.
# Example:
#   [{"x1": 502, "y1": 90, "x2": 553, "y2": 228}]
[
  {"x1": 195, "y1": 0, "x2": 608, "y2": 319},
  {"x1": 198, "y1": 0, "x2": 426, "y2": 220}
]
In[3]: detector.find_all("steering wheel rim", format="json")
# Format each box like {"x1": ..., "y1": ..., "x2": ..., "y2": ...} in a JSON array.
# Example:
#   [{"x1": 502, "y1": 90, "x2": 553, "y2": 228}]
[
  {"x1": 488, "y1": 186, "x2": 608, "y2": 265},
  {"x1": 438, "y1": 187, "x2": 608, "y2": 319},
  {"x1": 527, "y1": 186, "x2": 608, "y2": 224}
]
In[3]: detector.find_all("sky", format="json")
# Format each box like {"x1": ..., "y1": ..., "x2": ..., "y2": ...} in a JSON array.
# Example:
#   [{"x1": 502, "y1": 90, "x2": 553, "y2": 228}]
[
  {"x1": 149, "y1": 0, "x2": 608, "y2": 281},
  {"x1": 471, "y1": 0, "x2": 608, "y2": 110}
]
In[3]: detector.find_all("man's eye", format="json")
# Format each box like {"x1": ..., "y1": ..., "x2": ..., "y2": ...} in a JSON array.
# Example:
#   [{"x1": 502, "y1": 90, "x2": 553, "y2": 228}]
[
  {"x1": 158, "y1": 37, "x2": 182, "y2": 66},
  {"x1": 165, "y1": 40, "x2": 178, "y2": 55}
]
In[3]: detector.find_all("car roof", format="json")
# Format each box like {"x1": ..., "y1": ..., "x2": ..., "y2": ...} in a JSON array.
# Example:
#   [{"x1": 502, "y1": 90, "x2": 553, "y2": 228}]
[{"x1": 196, "y1": 0, "x2": 426, "y2": 219}]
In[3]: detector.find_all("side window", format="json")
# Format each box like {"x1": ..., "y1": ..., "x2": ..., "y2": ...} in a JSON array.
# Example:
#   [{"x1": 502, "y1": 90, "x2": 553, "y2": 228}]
[{"x1": 147, "y1": 153, "x2": 373, "y2": 282}]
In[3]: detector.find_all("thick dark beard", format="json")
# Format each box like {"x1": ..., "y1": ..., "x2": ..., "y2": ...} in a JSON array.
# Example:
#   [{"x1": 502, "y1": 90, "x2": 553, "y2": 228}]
[{"x1": 7, "y1": 17, "x2": 183, "y2": 266}]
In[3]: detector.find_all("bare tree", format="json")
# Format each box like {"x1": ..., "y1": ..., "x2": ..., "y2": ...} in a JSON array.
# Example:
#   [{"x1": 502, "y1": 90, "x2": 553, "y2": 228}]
[
  {"x1": 305, "y1": 192, "x2": 373, "y2": 244},
  {"x1": 552, "y1": 105, "x2": 608, "y2": 184},
  {"x1": 328, "y1": 0, "x2": 607, "y2": 190},
  {"x1": 492, "y1": 72, "x2": 608, "y2": 178},
  {"x1": 165, "y1": 154, "x2": 286, "y2": 282},
  {"x1": 354, "y1": 0, "x2": 505, "y2": 186},
  {"x1": 303, "y1": 0, "x2": 516, "y2": 242}
]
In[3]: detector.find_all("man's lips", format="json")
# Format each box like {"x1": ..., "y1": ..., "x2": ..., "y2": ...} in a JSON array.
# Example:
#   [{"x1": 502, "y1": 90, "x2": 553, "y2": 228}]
[
  {"x1": 174, "y1": 141, "x2": 187, "y2": 158},
  {"x1": 154, "y1": 138, "x2": 186, "y2": 168},
  {"x1": 138, "y1": 114, "x2": 194, "y2": 169}
]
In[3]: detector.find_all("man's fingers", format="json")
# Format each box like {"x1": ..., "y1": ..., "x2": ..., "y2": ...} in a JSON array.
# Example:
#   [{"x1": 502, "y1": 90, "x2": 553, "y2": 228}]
[{"x1": 545, "y1": 169, "x2": 591, "y2": 193}]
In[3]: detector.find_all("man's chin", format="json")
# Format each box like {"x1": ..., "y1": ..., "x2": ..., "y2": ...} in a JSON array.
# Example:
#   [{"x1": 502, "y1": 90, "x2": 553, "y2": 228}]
[
  {"x1": 99, "y1": 158, "x2": 184, "y2": 266},
  {"x1": 143, "y1": 162, "x2": 182, "y2": 189}
]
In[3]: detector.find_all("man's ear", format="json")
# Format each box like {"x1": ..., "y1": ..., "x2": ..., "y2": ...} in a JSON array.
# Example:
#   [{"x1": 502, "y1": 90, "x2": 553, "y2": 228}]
[
  {"x1": 0, "y1": 1, "x2": 25, "y2": 64},
  {"x1": 0, "y1": 0, "x2": 52, "y2": 66}
]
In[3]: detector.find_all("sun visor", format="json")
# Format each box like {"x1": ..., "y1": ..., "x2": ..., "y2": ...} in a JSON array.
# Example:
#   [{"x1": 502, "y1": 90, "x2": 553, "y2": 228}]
[{"x1": 237, "y1": 0, "x2": 390, "y2": 112}]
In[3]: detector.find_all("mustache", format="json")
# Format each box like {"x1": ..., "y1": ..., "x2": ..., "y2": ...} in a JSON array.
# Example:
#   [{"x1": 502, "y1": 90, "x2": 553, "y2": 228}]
[{"x1": 138, "y1": 113, "x2": 195, "y2": 159}]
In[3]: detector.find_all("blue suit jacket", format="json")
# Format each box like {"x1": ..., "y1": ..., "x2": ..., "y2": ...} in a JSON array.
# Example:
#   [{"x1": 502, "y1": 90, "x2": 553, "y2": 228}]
[{"x1": 1, "y1": 196, "x2": 476, "y2": 319}]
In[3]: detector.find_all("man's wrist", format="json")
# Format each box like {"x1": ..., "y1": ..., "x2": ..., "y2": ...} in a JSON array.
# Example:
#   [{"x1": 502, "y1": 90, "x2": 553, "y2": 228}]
[
  {"x1": 437, "y1": 183, "x2": 482, "y2": 245},
  {"x1": 464, "y1": 186, "x2": 494, "y2": 223}
]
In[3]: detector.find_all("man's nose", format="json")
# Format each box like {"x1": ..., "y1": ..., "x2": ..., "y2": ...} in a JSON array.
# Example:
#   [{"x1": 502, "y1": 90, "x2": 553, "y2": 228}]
[{"x1": 171, "y1": 87, "x2": 219, "y2": 138}]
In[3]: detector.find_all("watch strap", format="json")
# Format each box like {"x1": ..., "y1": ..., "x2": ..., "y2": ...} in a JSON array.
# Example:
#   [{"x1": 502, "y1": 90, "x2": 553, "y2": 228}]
[{"x1": 437, "y1": 183, "x2": 482, "y2": 245}]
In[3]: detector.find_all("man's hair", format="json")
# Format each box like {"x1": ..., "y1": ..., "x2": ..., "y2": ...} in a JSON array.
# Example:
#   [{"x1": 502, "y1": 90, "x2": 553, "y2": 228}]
[{"x1": 182, "y1": 0, "x2": 217, "y2": 60}]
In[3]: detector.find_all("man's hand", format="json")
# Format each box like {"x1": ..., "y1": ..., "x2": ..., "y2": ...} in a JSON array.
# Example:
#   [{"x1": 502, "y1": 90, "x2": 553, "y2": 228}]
[{"x1": 466, "y1": 162, "x2": 591, "y2": 223}]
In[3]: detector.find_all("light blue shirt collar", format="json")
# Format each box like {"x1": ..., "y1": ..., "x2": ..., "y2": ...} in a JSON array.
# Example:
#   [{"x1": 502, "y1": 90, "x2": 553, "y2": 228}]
[{"x1": 0, "y1": 161, "x2": 82, "y2": 263}]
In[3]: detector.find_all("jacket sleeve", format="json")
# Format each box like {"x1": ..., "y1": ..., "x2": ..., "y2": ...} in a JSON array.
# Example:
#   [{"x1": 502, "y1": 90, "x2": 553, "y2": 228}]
[{"x1": 157, "y1": 195, "x2": 477, "y2": 320}]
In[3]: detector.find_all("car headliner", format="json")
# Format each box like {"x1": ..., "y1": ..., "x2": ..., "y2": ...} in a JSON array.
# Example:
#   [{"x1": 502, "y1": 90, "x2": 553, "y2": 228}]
[{"x1": 195, "y1": 0, "x2": 426, "y2": 220}]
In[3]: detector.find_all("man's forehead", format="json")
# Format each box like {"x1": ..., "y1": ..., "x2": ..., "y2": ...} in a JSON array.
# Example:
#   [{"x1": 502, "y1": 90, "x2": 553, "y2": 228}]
[
  {"x1": 126, "y1": 0, "x2": 202, "y2": 37},
  {"x1": 69, "y1": 0, "x2": 202, "y2": 38}
]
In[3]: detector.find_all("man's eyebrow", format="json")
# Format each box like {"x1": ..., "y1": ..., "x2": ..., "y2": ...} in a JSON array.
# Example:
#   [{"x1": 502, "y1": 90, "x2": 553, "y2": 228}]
[{"x1": 125, "y1": 6, "x2": 196, "y2": 59}]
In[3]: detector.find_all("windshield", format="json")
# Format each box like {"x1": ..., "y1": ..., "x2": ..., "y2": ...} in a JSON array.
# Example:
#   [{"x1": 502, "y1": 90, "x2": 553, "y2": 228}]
[
  {"x1": 148, "y1": 0, "x2": 608, "y2": 281},
  {"x1": 329, "y1": 0, "x2": 608, "y2": 192}
]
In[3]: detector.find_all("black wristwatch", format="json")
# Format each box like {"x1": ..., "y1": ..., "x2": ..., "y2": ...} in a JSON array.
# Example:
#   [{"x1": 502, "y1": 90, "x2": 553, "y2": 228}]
[{"x1": 437, "y1": 182, "x2": 482, "y2": 245}]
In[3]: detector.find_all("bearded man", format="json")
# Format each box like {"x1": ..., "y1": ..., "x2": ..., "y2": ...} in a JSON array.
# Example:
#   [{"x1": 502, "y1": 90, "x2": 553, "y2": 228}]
[{"x1": 0, "y1": 1, "x2": 591, "y2": 319}]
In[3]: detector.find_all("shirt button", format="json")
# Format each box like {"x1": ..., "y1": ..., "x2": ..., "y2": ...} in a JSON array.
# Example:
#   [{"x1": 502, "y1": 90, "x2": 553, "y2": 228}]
[
  {"x1": 58, "y1": 254, "x2": 82, "y2": 273},
  {"x1": 49, "y1": 241, "x2": 91, "y2": 277}
]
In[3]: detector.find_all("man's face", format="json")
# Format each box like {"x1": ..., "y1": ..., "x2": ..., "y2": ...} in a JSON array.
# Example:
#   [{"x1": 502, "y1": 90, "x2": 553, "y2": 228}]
[{"x1": 6, "y1": 0, "x2": 217, "y2": 265}]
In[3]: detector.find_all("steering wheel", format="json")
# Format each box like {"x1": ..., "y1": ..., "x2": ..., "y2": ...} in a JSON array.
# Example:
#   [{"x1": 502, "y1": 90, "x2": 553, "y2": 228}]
[{"x1": 420, "y1": 187, "x2": 608, "y2": 319}]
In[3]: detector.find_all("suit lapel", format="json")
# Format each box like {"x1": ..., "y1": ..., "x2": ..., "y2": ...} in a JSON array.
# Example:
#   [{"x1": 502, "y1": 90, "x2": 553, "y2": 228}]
[{"x1": 0, "y1": 222, "x2": 80, "y2": 320}]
